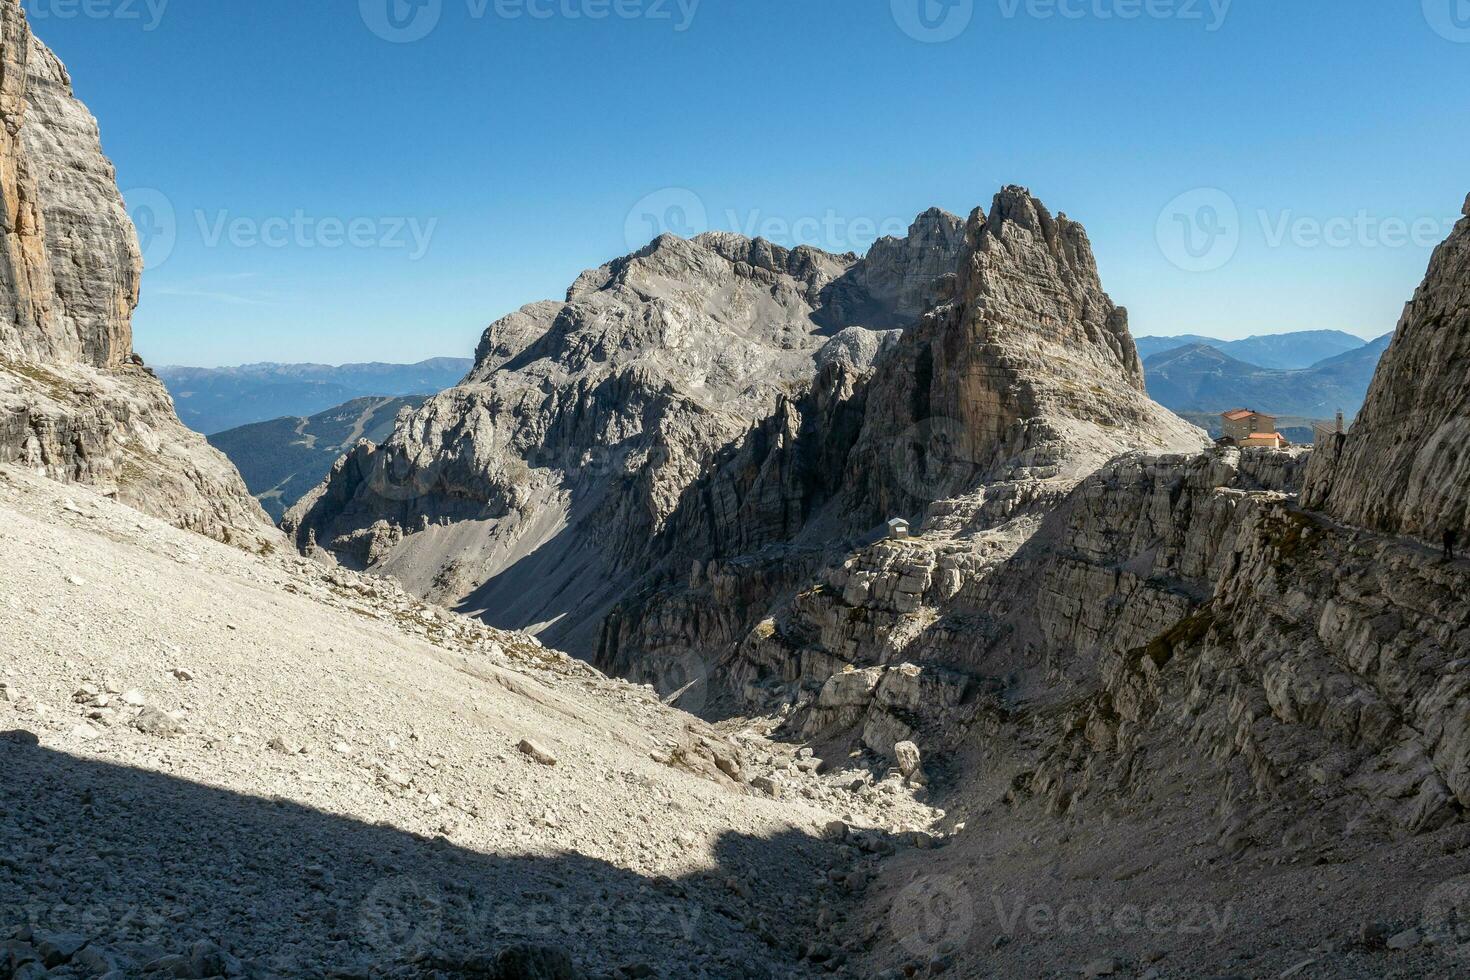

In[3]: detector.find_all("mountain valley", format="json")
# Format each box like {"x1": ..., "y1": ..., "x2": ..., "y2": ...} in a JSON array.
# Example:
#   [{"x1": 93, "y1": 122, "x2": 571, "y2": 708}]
[{"x1": 4, "y1": 3, "x2": 1470, "y2": 978}]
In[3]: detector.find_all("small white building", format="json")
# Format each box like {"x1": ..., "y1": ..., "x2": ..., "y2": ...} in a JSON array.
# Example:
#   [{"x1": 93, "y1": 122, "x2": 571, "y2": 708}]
[{"x1": 886, "y1": 518, "x2": 911, "y2": 540}]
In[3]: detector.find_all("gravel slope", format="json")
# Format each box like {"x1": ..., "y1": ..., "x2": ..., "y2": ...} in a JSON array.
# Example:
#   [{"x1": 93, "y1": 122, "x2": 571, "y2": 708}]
[{"x1": 0, "y1": 464, "x2": 938, "y2": 979}]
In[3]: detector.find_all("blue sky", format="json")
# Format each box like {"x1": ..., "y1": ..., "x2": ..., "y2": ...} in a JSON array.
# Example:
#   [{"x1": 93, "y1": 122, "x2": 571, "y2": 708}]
[{"x1": 26, "y1": 0, "x2": 1470, "y2": 367}]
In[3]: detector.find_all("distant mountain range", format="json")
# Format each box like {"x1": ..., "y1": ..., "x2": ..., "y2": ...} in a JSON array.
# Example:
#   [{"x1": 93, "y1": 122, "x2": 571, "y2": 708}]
[
  {"x1": 1135, "y1": 330, "x2": 1368, "y2": 369},
  {"x1": 208, "y1": 396, "x2": 428, "y2": 522},
  {"x1": 1142, "y1": 333, "x2": 1393, "y2": 423},
  {"x1": 176, "y1": 329, "x2": 1387, "y2": 521},
  {"x1": 157, "y1": 358, "x2": 472, "y2": 434}
]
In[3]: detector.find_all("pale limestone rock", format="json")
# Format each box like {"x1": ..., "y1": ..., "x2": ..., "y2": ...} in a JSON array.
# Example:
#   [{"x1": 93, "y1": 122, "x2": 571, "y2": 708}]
[
  {"x1": 518, "y1": 737, "x2": 557, "y2": 766},
  {"x1": 0, "y1": 1, "x2": 275, "y2": 549},
  {"x1": 1303, "y1": 196, "x2": 1470, "y2": 541},
  {"x1": 285, "y1": 215, "x2": 964, "y2": 655},
  {"x1": 599, "y1": 188, "x2": 1207, "y2": 734}
]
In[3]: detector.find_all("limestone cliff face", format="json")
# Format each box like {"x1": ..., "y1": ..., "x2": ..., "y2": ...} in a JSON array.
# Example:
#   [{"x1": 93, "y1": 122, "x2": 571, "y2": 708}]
[
  {"x1": 288, "y1": 188, "x2": 1209, "y2": 722},
  {"x1": 1302, "y1": 196, "x2": 1470, "y2": 540},
  {"x1": 1015, "y1": 196, "x2": 1470, "y2": 841},
  {"x1": 597, "y1": 190, "x2": 1210, "y2": 730},
  {"x1": 0, "y1": 1, "x2": 274, "y2": 548},
  {"x1": 284, "y1": 214, "x2": 966, "y2": 652},
  {"x1": 1026, "y1": 453, "x2": 1470, "y2": 841},
  {"x1": 1, "y1": 0, "x2": 135, "y2": 367},
  {"x1": 843, "y1": 187, "x2": 1195, "y2": 526},
  {"x1": 824, "y1": 207, "x2": 965, "y2": 330}
]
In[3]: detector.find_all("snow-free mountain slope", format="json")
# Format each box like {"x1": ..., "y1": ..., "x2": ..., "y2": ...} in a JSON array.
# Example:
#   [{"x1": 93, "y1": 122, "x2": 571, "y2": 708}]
[
  {"x1": 284, "y1": 212, "x2": 970, "y2": 654},
  {"x1": 0, "y1": 0, "x2": 273, "y2": 548}
]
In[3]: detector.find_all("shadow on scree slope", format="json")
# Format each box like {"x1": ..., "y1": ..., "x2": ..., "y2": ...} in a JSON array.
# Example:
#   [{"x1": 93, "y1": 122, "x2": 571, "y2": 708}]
[{"x1": 0, "y1": 738, "x2": 853, "y2": 979}]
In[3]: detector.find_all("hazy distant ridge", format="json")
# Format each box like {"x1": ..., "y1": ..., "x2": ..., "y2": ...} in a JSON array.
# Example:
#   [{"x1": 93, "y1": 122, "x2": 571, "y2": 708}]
[
  {"x1": 157, "y1": 358, "x2": 473, "y2": 434},
  {"x1": 1143, "y1": 333, "x2": 1392, "y2": 420},
  {"x1": 1135, "y1": 329, "x2": 1368, "y2": 369}
]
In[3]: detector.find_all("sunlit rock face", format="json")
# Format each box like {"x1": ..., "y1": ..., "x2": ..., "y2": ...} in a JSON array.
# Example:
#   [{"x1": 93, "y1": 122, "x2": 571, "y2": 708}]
[
  {"x1": 1302, "y1": 196, "x2": 1470, "y2": 541},
  {"x1": 0, "y1": 0, "x2": 274, "y2": 549}
]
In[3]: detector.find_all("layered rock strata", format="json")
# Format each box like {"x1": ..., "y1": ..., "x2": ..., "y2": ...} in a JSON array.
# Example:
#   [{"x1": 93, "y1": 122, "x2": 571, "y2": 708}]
[
  {"x1": 285, "y1": 211, "x2": 969, "y2": 651},
  {"x1": 0, "y1": 0, "x2": 273, "y2": 549},
  {"x1": 1302, "y1": 195, "x2": 1470, "y2": 540}
]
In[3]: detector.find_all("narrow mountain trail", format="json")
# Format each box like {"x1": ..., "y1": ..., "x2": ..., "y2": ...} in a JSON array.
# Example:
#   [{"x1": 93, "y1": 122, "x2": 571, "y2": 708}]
[
  {"x1": 291, "y1": 415, "x2": 318, "y2": 450},
  {"x1": 336, "y1": 397, "x2": 399, "y2": 450}
]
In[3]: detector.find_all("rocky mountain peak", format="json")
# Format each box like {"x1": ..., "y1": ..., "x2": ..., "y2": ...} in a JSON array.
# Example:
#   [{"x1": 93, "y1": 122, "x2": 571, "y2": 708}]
[
  {"x1": 1, "y1": 0, "x2": 139, "y2": 369},
  {"x1": 957, "y1": 185, "x2": 1142, "y2": 389},
  {"x1": 1302, "y1": 193, "x2": 1470, "y2": 538},
  {"x1": 844, "y1": 208, "x2": 965, "y2": 328},
  {"x1": 840, "y1": 188, "x2": 1198, "y2": 521}
]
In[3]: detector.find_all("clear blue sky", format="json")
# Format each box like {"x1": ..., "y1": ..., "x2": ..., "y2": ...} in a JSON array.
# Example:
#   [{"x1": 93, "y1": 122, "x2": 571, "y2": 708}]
[{"x1": 26, "y1": 0, "x2": 1470, "y2": 367}]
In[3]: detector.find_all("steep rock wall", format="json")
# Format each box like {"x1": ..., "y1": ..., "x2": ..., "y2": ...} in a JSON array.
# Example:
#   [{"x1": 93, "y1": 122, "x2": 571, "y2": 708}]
[
  {"x1": 285, "y1": 213, "x2": 969, "y2": 653},
  {"x1": 0, "y1": 0, "x2": 274, "y2": 549},
  {"x1": 598, "y1": 189, "x2": 1208, "y2": 716},
  {"x1": 1303, "y1": 196, "x2": 1470, "y2": 540}
]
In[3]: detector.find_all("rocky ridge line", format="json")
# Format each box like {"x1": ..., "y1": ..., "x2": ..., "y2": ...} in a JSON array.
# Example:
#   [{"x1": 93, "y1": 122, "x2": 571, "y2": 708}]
[{"x1": 283, "y1": 208, "x2": 969, "y2": 653}]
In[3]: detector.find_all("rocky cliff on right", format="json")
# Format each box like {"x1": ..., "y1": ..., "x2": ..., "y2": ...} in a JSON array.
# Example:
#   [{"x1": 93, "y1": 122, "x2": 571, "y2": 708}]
[
  {"x1": 1302, "y1": 194, "x2": 1470, "y2": 539},
  {"x1": 842, "y1": 199, "x2": 1470, "y2": 977}
]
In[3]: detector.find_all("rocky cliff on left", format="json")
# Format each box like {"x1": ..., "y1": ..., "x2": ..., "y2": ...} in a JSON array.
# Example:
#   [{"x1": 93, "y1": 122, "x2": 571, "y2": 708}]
[{"x1": 0, "y1": 0, "x2": 273, "y2": 549}]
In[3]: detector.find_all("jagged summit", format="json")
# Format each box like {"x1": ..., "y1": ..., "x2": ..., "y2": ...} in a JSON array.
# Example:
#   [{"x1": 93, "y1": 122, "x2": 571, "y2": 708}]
[
  {"x1": 596, "y1": 188, "x2": 1207, "y2": 689},
  {"x1": 285, "y1": 205, "x2": 973, "y2": 652},
  {"x1": 962, "y1": 185, "x2": 1144, "y2": 387},
  {"x1": 844, "y1": 186, "x2": 1202, "y2": 524},
  {"x1": 1303, "y1": 194, "x2": 1470, "y2": 539},
  {"x1": 285, "y1": 182, "x2": 1206, "y2": 664}
]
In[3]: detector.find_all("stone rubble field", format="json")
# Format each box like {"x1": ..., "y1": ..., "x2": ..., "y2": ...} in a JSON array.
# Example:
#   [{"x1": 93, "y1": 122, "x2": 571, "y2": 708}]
[{"x1": 0, "y1": 465, "x2": 942, "y2": 979}]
